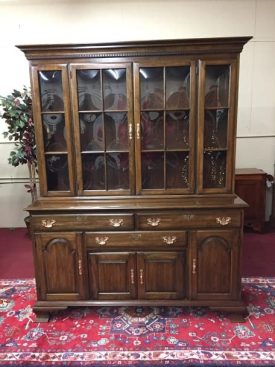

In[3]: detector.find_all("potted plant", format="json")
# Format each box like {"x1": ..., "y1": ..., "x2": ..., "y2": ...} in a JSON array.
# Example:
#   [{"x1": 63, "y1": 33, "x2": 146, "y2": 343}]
[{"x1": 0, "y1": 87, "x2": 37, "y2": 229}]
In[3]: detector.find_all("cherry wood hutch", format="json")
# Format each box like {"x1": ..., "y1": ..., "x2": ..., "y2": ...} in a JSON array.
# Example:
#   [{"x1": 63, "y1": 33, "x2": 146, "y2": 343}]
[{"x1": 18, "y1": 37, "x2": 251, "y2": 322}]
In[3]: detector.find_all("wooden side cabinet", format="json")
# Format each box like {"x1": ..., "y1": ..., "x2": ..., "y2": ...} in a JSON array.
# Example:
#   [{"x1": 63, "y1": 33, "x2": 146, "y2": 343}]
[{"x1": 235, "y1": 168, "x2": 267, "y2": 232}]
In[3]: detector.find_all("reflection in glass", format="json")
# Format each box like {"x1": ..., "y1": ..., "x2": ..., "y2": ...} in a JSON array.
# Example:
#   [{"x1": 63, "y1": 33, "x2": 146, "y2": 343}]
[
  {"x1": 103, "y1": 69, "x2": 127, "y2": 110},
  {"x1": 46, "y1": 154, "x2": 69, "y2": 191},
  {"x1": 39, "y1": 71, "x2": 64, "y2": 112},
  {"x1": 107, "y1": 153, "x2": 129, "y2": 189},
  {"x1": 166, "y1": 152, "x2": 189, "y2": 188},
  {"x1": 142, "y1": 152, "x2": 164, "y2": 189},
  {"x1": 42, "y1": 114, "x2": 66, "y2": 152},
  {"x1": 166, "y1": 67, "x2": 190, "y2": 109},
  {"x1": 140, "y1": 67, "x2": 163, "y2": 109},
  {"x1": 105, "y1": 113, "x2": 128, "y2": 151},
  {"x1": 141, "y1": 112, "x2": 164, "y2": 150},
  {"x1": 205, "y1": 65, "x2": 230, "y2": 108},
  {"x1": 79, "y1": 113, "x2": 104, "y2": 151},
  {"x1": 77, "y1": 70, "x2": 102, "y2": 111},
  {"x1": 166, "y1": 111, "x2": 189, "y2": 149},
  {"x1": 204, "y1": 109, "x2": 228, "y2": 149},
  {"x1": 82, "y1": 153, "x2": 105, "y2": 190},
  {"x1": 203, "y1": 151, "x2": 226, "y2": 188}
]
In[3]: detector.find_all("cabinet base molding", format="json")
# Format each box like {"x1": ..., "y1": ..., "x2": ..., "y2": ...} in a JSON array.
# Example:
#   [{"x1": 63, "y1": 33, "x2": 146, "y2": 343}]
[{"x1": 33, "y1": 300, "x2": 246, "y2": 323}]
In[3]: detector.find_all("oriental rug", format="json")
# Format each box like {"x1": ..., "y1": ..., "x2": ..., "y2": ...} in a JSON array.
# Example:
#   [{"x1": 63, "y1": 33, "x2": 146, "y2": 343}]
[{"x1": 0, "y1": 278, "x2": 274, "y2": 367}]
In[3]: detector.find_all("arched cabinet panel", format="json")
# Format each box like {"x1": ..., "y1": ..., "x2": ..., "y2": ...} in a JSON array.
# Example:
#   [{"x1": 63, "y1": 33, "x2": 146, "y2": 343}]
[
  {"x1": 190, "y1": 230, "x2": 240, "y2": 300},
  {"x1": 35, "y1": 232, "x2": 85, "y2": 300}
]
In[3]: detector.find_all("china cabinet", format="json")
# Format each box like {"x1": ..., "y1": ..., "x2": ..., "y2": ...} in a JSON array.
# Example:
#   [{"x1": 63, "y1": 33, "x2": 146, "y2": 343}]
[{"x1": 18, "y1": 37, "x2": 251, "y2": 322}]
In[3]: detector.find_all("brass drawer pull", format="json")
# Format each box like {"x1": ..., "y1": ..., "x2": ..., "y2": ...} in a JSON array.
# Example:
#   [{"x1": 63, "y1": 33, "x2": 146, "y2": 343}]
[
  {"x1": 139, "y1": 269, "x2": 144, "y2": 285},
  {"x1": 216, "y1": 217, "x2": 231, "y2": 226},
  {"x1": 130, "y1": 268, "x2": 135, "y2": 285},
  {"x1": 162, "y1": 236, "x2": 177, "y2": 245},
  {"x1": 147, "y1": 217, "x2": 161, "y2": 227},
  {"x1": 95, "y1": 236, "x2": 109, "y2": 245},
  {"x1": 109, "y1": 218, "x2": 124, "y2": 227},
  {"x1": 192, "y1": 259, "x2": 197, "y2": 274},
  {"x1": 41, "y1": 219, "x2": 56, "y2": 228}
]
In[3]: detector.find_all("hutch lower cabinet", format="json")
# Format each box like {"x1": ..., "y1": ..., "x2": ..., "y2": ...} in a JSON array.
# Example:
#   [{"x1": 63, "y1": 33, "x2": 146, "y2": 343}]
[{"x1": 18, "y1": 37, "x2": 251, "y2": 322}]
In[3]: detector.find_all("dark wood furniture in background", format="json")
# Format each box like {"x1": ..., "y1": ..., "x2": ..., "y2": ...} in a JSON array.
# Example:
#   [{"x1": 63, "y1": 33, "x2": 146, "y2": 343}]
[
  {"x1": 235, "y1": 168, "x2": 267, "y2": 232},
  {"x1": 18, "y1": 37, "x2": 251, "y2": 322}
]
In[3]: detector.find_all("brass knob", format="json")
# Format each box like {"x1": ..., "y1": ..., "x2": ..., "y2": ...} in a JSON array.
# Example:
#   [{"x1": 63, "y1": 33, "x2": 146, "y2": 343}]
[
  {"x1": 95, "y1": 236, "x2": 109, "y2": 245},
  {"x1": 162, "y1": 236, "x2": 177, "y2": 245},
  {"x1": 147, "y1": 217, "x2": 161, "y2": 227},
  {"x1": 216, "y1": 217, "x2": 231, "y2": 226},
  {"x1": 109, "y1": 218, "x2": 124, "y2": 227},
  {"x1": 41, "y1": 219, "x2": 56, "y2": 228}
]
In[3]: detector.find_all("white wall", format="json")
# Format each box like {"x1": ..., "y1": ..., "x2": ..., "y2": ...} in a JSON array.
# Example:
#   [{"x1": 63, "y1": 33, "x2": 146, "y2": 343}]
[{"x1": 0, "y1": 0, "x2": 274, "y2": 227}]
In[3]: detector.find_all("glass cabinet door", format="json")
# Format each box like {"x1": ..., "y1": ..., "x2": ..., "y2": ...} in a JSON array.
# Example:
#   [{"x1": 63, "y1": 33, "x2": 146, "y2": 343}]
[
  {"x1": 70, "y1": 64, "x2": 134, "y2": 195},
  {"x1": 197, "y1": 60, "x2": 237, "y2": 193},
  {"x1": 31, "y1": 65, "x2": 75, "y2": 195},
  {"x1": 134, "y1": 61, "x2": 195, "y2": 194}
]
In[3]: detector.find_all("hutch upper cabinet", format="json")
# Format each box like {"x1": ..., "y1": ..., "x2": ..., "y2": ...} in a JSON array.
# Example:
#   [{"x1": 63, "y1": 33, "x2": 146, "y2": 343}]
[{"x1": 18, "y1": 37, "x2": 251, "y2": 322}]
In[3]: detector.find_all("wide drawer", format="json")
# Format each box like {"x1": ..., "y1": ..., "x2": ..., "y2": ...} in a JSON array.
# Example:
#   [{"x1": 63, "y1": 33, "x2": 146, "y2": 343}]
[
  {"x1": 31, "y1": 213, "x2": 134, "y2": 231},
  {"x1": 85, "y1": 231, "x2": 187, "y2": 250},
  {"x1": 136, "y1": 210, "x2": 241, "y2": 229}
]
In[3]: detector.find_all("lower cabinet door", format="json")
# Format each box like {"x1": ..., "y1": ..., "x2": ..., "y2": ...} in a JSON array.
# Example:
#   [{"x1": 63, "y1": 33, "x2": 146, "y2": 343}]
[
  {"x1": 35, "y1": 232, "x2": 85, "y2": 301},
  {"x1": 88, "y1": 252, "x2": 137, "y2": 300},
  {"x1": 190, "y1": 229, "x2": 240, "y2": 300},
  {"x1": 137, "y1": 252, "x2": 185, "y2": 300}
]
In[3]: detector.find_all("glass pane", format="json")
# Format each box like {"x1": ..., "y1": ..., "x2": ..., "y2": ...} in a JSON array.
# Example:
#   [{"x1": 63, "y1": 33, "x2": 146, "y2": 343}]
[
  {"x1": 166, "y1": 111, "x2": 189, "y2": 149},
  {"x1": 105, "y1": 113, "x2": 128, "y2": 151},
  {"x1": 203, "y1": 151, "x2": 226, "y2": 188},
  {"x1": 166, "y1": 66, "x2": 190, "y2": 109},
  {"x1": 39, "y1": 71, "x2": 64, "y2": 112},
  {"x1": 82, "y1": 153, "x2": 105, "y2": 190},
  {"x1": 103, "y1": 69, "x2": 127, "y2": 111},
  {"x1": 140, "y1": 67, "x2": 164, "y2": 109},
  {"x1": 204, "y1": 109, "x2": 228, "y2": 149},
  {"x1": 45, "y1": 154, "x2": 69, "y2": 191},
  {"x1": 205, "y1": 65, "x2": 230, "y2": 108},
  {"x1": 107, "y1": 153, "x2": 129, "y2": 190},
  {"x1": 79, "y1": 113, "x2": 104, "y2": 151},
  {"x1": 42, "y1": 114, "x2": 66, "y2": 152},
  {"x1": 141, "y1": 112, "x2": 164, "y2": 150},
  {"x1": 166, "y1": 152, "x2": 189, "y2": 188},
  {"x1": 142, "y1": 152, "x2": 164, "y2": 189},
  {"x1": 77, "y1": 70, "x2": 102, "y2": 111}
]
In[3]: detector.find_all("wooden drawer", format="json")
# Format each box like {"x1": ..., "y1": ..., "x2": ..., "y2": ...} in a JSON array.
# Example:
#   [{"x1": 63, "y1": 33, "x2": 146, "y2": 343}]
[
  {"x1": 31, "y1": 213, "x2": 134, "y2": 231},
  {"x1": 136, "y1": 210, "x2": 241, "y2": 230},
  {"x1": 85, "y1": 231, "x2": 187, "y2": 250}
]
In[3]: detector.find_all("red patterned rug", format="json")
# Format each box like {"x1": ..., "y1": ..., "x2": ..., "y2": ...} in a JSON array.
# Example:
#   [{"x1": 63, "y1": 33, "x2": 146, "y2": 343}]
[{"x1": 0, "y1": 278, "x2": 274, "y2": 367}]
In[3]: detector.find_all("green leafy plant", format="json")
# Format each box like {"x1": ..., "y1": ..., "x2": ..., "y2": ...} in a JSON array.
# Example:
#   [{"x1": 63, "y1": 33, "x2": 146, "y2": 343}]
[{"x1": 0, "y1": 87, "x2": 37, "y2": 203}]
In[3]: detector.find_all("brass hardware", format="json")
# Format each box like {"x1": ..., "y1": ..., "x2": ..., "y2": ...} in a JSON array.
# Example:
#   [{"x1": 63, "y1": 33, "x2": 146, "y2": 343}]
[
  {"x1": 78, "y1": 260, "x2": 83, "y2": 276},
  {"x1": 131, "y1": 233, "x2": 142, "y2": 241},
  {"x1": 216, "y1": 217, "x2": 232, "y2": 226},
  {"x1": 130, "y1": 268, "x2": 135, "y2": 285},
  {"x1": 147, "y1": 217, "x2": 161, "y2": 227},
  {"x1": 192, "y1": 259, "x2": 197, "y2": 275},
  {"x1": 162, "y1": 236, "x2": 177, "y2": 245},
  {"x1": 109, "y1": 218, "x2": 124, "y2": 227},
  {"x1": 41, "y1": 219, "x2": 56, "y2": 228},
  {"x1": 139, "y1": 269, "x2": 144, "y2": 285},
  {"x1": 129, "y1": 123, "x2": 133, "y2": 140},
  {"x1": 183, "y1": 214, "x2": 194, "y2": 220},
  {"x1": 136, "y1": 123, "x2": 140, "y2": 140},
  {"x1": 95, "y1": 236, "x2": 109, "y2": 245}
]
